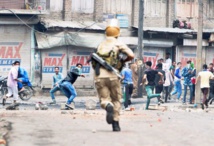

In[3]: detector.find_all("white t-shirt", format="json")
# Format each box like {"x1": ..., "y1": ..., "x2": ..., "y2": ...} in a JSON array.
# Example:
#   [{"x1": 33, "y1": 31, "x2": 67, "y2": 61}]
[
  {"x1": 198, "y1": 71, "x2": 214, "y2": 88},
  {"x1": 165, "y1": 58, "x2": 172, "y2": 68}
]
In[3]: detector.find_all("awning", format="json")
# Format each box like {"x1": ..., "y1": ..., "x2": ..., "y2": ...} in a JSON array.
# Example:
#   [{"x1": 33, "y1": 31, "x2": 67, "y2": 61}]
[
  {"x1": 35, "y1": 32, "x2": 174, "y2": 49},
  {"x1": 40, "y1": 19, "x2": 106, "y2": 30},
  {"x1": 119, "y1": 37, "x2": 175, "y2": 47},
  {"x1": 35, "y1": 32, "x2": 106, "y2": 49},
  {"x1": 132, "y1": 26, "x2": 196, "y2": 34}
]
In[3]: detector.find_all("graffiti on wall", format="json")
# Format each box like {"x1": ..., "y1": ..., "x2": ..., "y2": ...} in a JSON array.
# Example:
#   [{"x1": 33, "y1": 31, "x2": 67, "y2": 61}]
[
  {"x1": 143, "y1": 52, "x2": 159, "y2": 69},
  {"x1": 43, "y1": 53, "x2": 65, "y2": 73},
  {"x1": 70, "y1": 52, "x2": 91, "y2": 74},
  {"x1": 0, "y1": 42, "x2": 22, "y2": 72},
  {"x1": 181, "y1": 52, "x2": 196, "y2": 66}
]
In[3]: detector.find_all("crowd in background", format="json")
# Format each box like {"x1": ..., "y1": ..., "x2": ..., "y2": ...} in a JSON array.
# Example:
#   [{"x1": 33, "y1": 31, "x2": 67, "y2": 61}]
[{"x1": 121, "y1": 52, "x2": 214, "y2": 110}]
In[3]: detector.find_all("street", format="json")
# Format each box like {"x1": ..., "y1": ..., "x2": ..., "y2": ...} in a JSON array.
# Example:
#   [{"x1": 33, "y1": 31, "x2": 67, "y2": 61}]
[{"x1": 0, "y1": 96, "x2": 214, "y2": 146}]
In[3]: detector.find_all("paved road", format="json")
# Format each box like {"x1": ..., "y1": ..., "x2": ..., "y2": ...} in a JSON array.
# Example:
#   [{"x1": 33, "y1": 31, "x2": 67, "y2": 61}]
[{"x1": 1, "y1": 96, "x2": 214, "y2": 146}]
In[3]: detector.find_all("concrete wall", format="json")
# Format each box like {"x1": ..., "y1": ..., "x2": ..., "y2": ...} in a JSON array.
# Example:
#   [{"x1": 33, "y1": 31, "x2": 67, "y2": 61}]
[{"x1": 0, "y1": 25, "x2": 31, "y2": 77}]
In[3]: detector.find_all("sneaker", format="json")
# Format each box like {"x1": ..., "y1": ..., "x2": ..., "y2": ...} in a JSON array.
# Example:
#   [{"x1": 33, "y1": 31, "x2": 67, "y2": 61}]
[
  {"x1": 38, "y1": 102, "x2": 48, "y2": 110},
  {"x1": 201, "y1": 103, "x2": 204, "y2": 110},
  {"x1": 106, "y1": 103, "x2": 114, "y2": 124},
  {"x1": 49, "y1": 100, "x2": 56, "y2": 105},
  {"x1": 182, "y1": 102, "x2": 187, "y2": 105},
  {"x1": 124, "y1": 107, "x2": 131, "y2": 111},
  {"x1": 65, "y1": 103, "x2": 74, "y2": 110},
  {"x1": 208, "y1": 98, "x2": 214, "y2": 105},
  {"x1": 2, "y1": 96, "x2": 8, "y2": 106}
]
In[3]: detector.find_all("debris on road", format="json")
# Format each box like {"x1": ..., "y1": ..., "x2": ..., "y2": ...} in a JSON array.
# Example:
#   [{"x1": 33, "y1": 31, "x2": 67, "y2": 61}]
[{"x1": 85, "y1": 99, "x2": 97, "y2": 110}]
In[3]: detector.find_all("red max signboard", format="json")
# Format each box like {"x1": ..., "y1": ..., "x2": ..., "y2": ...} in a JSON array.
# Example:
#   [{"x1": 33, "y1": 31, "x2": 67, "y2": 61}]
[
  {"x1": 70, "y1": 52, "x2": 91, "y2": 74},
  {"x1": 43, "y1": 53, "x2": 65, "y2": 73},
  {"x1": 0, "y1": 42, "x2": 22, "y2": 72}
]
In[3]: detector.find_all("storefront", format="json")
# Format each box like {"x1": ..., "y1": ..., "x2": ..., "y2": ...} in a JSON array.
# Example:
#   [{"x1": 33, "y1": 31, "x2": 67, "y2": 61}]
[{"x1": 0, "y1": 25, "x2": 32, "y2": 77}]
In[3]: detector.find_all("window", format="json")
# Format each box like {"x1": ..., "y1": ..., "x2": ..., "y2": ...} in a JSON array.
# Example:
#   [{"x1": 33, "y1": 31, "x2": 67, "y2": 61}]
[
  {"x1": 72, "y1": 0, "x2": 94, "y2": 13},
  {"x1": 144, "y1": 0, "x2": 167, "y2": 17},
  {"x1": 50, "y1": 0, "x2": 63, "y2": 11},
  {"x1": 103, "y1": 0, "x2": 132, "y2": 15},
  {"x1": 177, "y1": 0, "x2": 198, "y2": 18},
  {"x1": 206, "y1": 0, "x2": 214, "y2": 18}
]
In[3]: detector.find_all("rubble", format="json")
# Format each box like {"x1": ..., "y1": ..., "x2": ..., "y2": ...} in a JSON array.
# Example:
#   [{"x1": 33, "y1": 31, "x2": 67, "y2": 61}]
[{"x1": 85, "y1": 99, "x2": 97, "y2": 110}]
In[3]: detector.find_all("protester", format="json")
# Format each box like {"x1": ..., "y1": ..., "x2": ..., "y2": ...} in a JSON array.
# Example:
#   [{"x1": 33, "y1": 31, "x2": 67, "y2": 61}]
[
  {"x1": 171, "y1": 62, "x2": 182, "y2": 101},
  {"x1": 16, "y1": 63, "x2": 32, "y2": 92},
  {"x1": 58, "y1": 63, "x2": 85, "y2": 109},
  {"x1": 2, "y1": 61, "x2": 19, "y2": 106},
  {"x1": 168, "y1": 61, "x2": 176, "y2": 99},
  {"x1": 165, "y1": 52, "x2": 172, "y2": 67},
  {"x1": 155, "y1": 63, "x2": 165, "y2": 104},
  {"x1": 142, "y1": 61, "x2": 164, "y2": 110},
  {"x1": 195, "y1": 64, "x2": 214, "y2": 109},
  {"x1": 163, "y1": 63, "x2": 173, "y2": 103},
  {"x1": 190, "y1": 63, "x2": 196, "y2": 103},
  {"x1": 121, "y1": 64, "x2": 133, "y2": 109},
  {"x1": 208, "y1": 63, "x2": 214, "y2": 104},
  {"x1": 181, "y1": 60, "x2": 195, "y2": 104},
  {"x1": 130, "y1": 59, "x2": 138, "y2": 98},
  {"x1": 49, "y1": 67, "x2": 64, "y2": 105}
]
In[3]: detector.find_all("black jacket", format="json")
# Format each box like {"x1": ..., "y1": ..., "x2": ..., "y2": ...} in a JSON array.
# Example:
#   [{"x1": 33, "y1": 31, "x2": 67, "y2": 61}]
[{"x1": 63, "y1": 68, "x2": 80, "y2": 84}]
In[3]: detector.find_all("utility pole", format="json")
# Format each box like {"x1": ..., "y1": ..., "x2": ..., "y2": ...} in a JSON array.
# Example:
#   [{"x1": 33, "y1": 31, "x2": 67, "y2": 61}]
[
  {"x1": 195, "y1": 0, "x2": 203, "y2": 106},
  {"x1": 137, "y1": 0, "x2": 144, "y2": 97}
]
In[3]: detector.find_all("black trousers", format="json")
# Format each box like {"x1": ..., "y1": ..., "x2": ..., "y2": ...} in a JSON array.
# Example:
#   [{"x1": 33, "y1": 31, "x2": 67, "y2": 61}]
[
  {"x1": 155, "y1": 85, "x2": 163, "y2": 94},
  {"x1": 164, "y1": 86, "x2": 169, "y2": 102},
  {"x1": 124, "y1": 84, "x2": 133, "y2": 108}
]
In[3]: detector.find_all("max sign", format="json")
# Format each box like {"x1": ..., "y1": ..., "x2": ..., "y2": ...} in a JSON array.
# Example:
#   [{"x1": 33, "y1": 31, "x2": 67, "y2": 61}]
[
  {"x1": 70, "y1": 52, "x2": 91, "y2": 74},
  {"x1": 143, "y1": 52, "x2": 159, "y2": 69},
  {"x1": 0, "y1": 42, "x2": 22, "y2": 66},
  {"x1": 181, "y1": 53, "x2": 196, "y2": 67},
  {"x1": 43, "y1": 53, "x2": 65, "y2": 73}
]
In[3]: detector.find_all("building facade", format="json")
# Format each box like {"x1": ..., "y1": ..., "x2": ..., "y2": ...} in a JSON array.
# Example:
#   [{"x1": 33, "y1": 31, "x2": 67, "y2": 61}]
[{"x1": 1, "y1": 0, "x2": 214, "y2": 90}]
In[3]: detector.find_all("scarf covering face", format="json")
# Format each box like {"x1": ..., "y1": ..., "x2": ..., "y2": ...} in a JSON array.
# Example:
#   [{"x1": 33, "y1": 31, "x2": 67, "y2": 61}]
[{"x1": 75, "y1": 67, "x2": 82, "y2": 75}]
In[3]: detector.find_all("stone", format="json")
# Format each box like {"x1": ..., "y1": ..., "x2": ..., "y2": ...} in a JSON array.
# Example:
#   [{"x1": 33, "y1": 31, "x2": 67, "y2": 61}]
[
  {"x1": 92, "y1": 129, "x2": 96, "y2": 133},
  {"x1": 61, "y1": 111, "x2": 68, "y2": 114},
  {"x1": 85, "y1": 99, "x2": 97, "y2": 110}
]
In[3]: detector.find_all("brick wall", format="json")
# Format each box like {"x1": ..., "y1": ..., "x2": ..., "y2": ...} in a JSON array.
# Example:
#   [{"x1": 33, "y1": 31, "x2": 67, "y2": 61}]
[
  {"x1": 63, "y1": 0, "x2": 72, "y2": 21},
  {"x1": 94, "y1": 0, "x2": 103, "y2": 22},
  {"x1": 133, "y1": 0, "x2": 167, "y2": 28}
]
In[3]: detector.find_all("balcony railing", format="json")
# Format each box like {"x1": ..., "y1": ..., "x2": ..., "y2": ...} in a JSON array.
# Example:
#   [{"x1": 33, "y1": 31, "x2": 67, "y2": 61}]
[{"x1": 0, "y1": 0, "x2": 49, "y2": 11}]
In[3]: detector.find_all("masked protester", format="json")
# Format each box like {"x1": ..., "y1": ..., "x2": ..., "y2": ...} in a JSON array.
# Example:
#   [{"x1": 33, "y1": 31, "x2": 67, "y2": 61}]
[
  {"x1": 92, "y1": 19, "x2": 134, "y2": 132},
  {"x1": 181, "y1": 60, "x2": 195, "y2": 104},
  {"x1": 57, "y1": 63, "x2": 85, "y2": 109},
  {"x1": 3, "y1": 61, "x2": 20, "y2": 106}
]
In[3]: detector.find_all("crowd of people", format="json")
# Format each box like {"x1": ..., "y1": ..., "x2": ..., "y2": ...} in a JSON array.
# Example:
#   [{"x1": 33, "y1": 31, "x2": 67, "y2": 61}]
[{"x1": 119, "y1": 52, "x2": 214, "y2": 110}]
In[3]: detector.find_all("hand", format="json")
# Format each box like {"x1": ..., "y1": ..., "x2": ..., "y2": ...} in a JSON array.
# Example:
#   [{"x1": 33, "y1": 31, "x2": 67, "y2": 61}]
[
  {"x1": 55, "y1": 83, "x2": 58, "y2": 86},
  {"x1": 81, "y1": 74, "x2": 85, "y2": 78}
]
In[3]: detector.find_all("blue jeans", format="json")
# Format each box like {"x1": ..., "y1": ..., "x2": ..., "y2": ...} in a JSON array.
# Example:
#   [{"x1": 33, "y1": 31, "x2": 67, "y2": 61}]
[
  {"x1": 60, "y1": 81, "x2": 77, "y2": 104},
  {"x1": 183, "y1": 84, "x2": 193, "y2": 103},
  {"x1": 18, "y1": 78, "x2": 32, "y2": 89},
  {"x1": 171, "y1": 80, "x2": 182, "y2": 99},
  {"x1": 50, "y1": 86, "x2": 62, "y2": 100}
]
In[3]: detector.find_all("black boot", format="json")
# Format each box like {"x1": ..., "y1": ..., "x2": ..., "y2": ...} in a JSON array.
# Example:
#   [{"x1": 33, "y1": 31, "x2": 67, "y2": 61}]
[
  {"x1": 112, "y1": 121, "x2": 121, "y2": 132},
  {"x1": 106, "y1": 103, "x2": 114, "y2": 124}
]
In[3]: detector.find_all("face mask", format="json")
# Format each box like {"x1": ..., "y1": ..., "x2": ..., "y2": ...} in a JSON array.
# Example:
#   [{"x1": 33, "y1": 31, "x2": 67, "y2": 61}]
[
  {"x1": 75, "y1": 67, "x2": 82, "y2": 75},
  {"x1": 187, "y1": 64, "x2": 190, "y2": 68}
]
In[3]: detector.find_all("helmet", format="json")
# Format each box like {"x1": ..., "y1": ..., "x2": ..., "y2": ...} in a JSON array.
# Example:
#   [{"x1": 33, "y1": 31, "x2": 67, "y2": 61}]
[{"x1": 105, "y1": 19, "x2": 120, "y2": 37}]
